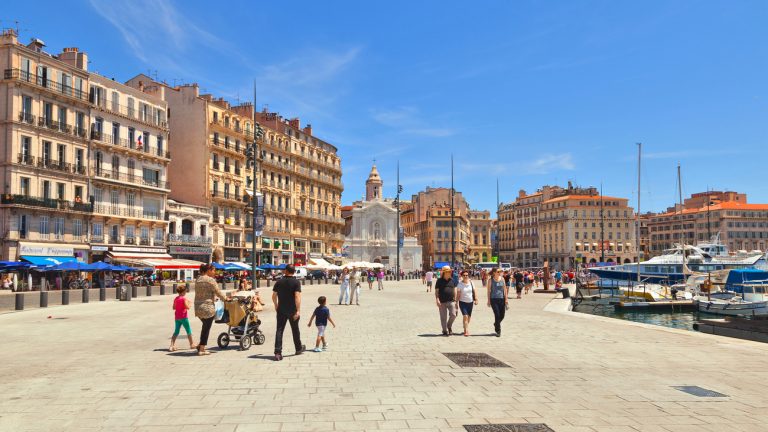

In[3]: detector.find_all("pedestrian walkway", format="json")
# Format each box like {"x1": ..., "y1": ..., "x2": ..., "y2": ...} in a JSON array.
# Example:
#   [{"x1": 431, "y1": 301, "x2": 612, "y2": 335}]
[{"x1": 1, "y1": 279, "x2": 767, "y2": 431}]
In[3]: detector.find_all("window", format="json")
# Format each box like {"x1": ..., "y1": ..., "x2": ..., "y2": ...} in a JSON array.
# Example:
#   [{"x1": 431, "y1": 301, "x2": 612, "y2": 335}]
[
  {"x1": 143, "y1": 132, "x2": 150, "y2": 152},
  {"x1": 157, "y1": 135, "x2": 164, "y2": 155},
  {"x1": 53, "y1": 217, "x2": 65, "y2": 240},
  {"x1": 211, "y1": 153, "x2": 219, "y2": 169},
  {"x1": 95, "y1": 151, "x2": 103, "y2": 175},
  {"x1": 94, "y1": 188, "x2": 103, "y2": 203},
  {"x1": 111, "y1": 225, "x2": 119, "y2": 241},
  {"x1": 128, "y1": 127, "x2": 135, "y2": 148},
  {"x1": 75, "y1": 149, "x2": 84, "y2": 172},
  {"x1": 19, "y1": 214, "x2": 28, "y2": 238},
  {"x1": 154, "y1": 228, "x2": 164, "y2": 242},
  {"x1": 73, "y1": 219, "x2": 83, "y2": 238},
  {"x1": 42, "y1": 180, "x2": 51, "y2": 199},
  {"x1": 140, "y1": 226, "x2": 149, "y2": 240},
  {"x1": 111, "y1": 155, "x2": 120, "y2": 175},
  {"x1": 142, "y1": 168, "x2": 159, "y2": 186},
  {"x1": 111, "y1": 91, "x2": 119, "y2": 112},
  {"x1": 127, "y1": 159, "x2": 135, "y2": 171},
  {"x1": 212, "y1": 181, "x2": 219, "y2": 196},
  {"x1": 110, "y1": 190, "x2": 119, "y2": 207},
  {"x1": 112, "y1": 122, "x2": 120, "y2": 143},
  {"x1": 56, "y1": 183, "x2": 65, "y2": 200},
  {"x1": 127, "y1": 192, "x2": 135, "y2": 208},
  {"x1": 127, "y1": 97, "x2": 135, "y2": 117},
  {"x1": 74, "y1": 186, "x2": 83, "y2": 202},
  {"x1": 58, "y1": 106, "x2": 67, "y2": 126},
  {"x1": 40, "y1": 216, "x2": 50, "y2": 239},
  {"x1": 42, "y1": 141, "x2": 52, "y2": 164},
  {"x1": 125, "y1": 225, "x2": 135, "y2": 239},
  {"x1": 21, "y1": 136, "x2": 31, "y2": 162},
  {"x1": 224, "y1": 183, "x2": 230, "y2": 198}
]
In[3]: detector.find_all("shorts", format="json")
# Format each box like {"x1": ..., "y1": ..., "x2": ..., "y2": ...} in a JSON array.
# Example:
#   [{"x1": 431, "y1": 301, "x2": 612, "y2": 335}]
[
  {"x1": 173, "y1": 318, "x2": 192, "y2": 336},
  {"x1": 515, "y1": 282, "x2": 523, "y2": 293},
  {"x1": 316, "y1": 325, "x2": 326, "y2": 337},
  {"x1": 427, "y1": 281, "x2": 433, "y2": 287},
  {"x1": 458, "y1": 301, "x2": 474, "y2": 316}
]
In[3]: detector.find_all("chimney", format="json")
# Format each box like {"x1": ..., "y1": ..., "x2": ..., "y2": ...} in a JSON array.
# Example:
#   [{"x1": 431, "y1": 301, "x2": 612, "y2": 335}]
[
  {"x1": 1, "y1": 29, "x2": 18, "y2": 45},
  {"x1": 289, "y1": 118, "x2": 300, "y2": 130},
  {"x1": 138, "y1": 80, "x2": 145, "y2": 92},
  {"x1": 27, "y1": 38, "x2": 46, "y2": 52},
  {"x1": 303, "y1": 124, "x2": 312, "y2": 136},
  {"x1": 58, "y1": 47, "x2": 88, "y2": 71}
]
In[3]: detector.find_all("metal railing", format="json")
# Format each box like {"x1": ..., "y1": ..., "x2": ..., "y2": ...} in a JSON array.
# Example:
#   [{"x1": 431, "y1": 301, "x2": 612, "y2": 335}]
[
  {"x1": 97, "y1": 99, "x2": 168, "y2": 129},
  {"x1": 91, "y1": 130, "x2": 170, "y2": 159},
  {"x1": 93, "y1": 170, "x2": 170, "y2": 189},
  {"x1": 4, "y1": 69, "x2": 89, "y2": 101},
  {"x1": 93, "y1": 204, "x2": 163, "y2": 220},
  {"x1": 1, "y1": 194, "x2": 93, "y2": 212}
]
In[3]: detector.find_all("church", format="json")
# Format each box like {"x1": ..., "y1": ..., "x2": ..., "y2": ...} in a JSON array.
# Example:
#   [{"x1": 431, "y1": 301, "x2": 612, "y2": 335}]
[{"x1": 342, "y1": 164, "x2": 422, "y2": 272}]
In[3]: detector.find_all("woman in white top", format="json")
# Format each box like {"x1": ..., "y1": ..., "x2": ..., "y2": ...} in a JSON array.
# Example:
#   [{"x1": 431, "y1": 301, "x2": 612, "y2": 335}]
[
  {"x1": 338, "y1": 268, "x2": 350, "y2": 305},
  {"x1": 454, "y1": 270, "x2": 478, "y2": 337}
]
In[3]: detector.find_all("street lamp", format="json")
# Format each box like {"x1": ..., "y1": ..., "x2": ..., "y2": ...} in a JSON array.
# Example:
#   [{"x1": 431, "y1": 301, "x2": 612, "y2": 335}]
[{"x1": 246, "y1": 124, "x2": 265, "y2": 291}]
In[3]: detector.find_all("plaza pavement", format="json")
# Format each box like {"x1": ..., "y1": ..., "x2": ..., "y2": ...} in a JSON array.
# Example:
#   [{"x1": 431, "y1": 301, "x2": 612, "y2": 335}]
[{"x1": 1, "y1": 279, "x2": 767, "y2": 432}]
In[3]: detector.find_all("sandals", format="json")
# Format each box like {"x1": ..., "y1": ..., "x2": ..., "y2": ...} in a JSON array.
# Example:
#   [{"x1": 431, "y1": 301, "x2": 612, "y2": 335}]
[
  {"x1": 169, "y1": 346, "x2": 176, "y2": 352},
  {"x1": 197, "y1": 350, "x2": 211, "y2": 356}
]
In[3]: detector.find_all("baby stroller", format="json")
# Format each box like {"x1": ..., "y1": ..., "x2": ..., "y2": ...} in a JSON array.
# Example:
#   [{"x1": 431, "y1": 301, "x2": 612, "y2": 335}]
[{"x1": 215, "y1": 296, "x2": 265, "y2": 350}]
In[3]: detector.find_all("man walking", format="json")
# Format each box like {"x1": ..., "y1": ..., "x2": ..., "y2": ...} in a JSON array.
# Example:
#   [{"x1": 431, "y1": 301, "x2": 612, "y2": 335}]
[
  {"x1": 272, "y1": 264, "x2": 305, "y2": 361},
  {"x1": 434, "y1": 265, "x2": 457, "y2": 336},
  {"x1": 348, "y1": 267, "x2": 360, "y2": 305},
  {"x1": 425, "y1": 269, "x2": 434, "y2": 292}
]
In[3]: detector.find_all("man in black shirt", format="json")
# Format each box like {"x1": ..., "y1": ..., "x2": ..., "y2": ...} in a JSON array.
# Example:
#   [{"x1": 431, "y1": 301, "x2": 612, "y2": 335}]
[
  {"x1": 434, "y1": 265, "x2": 457, "y2": 336},
  {"x1": 272, "y1": 264, "x2": 305, "y2": 361}
]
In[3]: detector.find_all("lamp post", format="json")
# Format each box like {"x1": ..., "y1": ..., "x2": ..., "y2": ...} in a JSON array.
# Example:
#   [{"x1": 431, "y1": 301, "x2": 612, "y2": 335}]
[
  {"x1": 246, "y1": 124, "x2": 265, "y2": 291},
  {"x1": 396, "y1": 161, "x2": 403, "y2": 281},
  {"x1": 450, "y1": 154, "x2": 455, "y2": 269}
]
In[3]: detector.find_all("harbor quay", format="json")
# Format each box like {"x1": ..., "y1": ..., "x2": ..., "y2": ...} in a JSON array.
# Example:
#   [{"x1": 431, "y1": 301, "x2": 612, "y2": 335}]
[{"x1": 1, "y1": 279, "x2": 767, "y2": 432}]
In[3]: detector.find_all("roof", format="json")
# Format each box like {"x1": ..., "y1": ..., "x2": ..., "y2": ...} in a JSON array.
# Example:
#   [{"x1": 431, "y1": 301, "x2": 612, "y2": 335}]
[
  {"x1": 544, "y1": 194, "x2": 625, "y2": 203},
  {"x1": 654, "y1": 201, "x2": 768, "y2": 218}
]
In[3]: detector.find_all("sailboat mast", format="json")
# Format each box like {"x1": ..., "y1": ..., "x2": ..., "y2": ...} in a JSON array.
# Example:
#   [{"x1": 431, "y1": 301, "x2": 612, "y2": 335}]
[
  {"x1": 678, "y1": 164, "x2": 686, "y2": 283},
  {"x1": 636, "y1": 143, "x2": 641, "y2": 284}
]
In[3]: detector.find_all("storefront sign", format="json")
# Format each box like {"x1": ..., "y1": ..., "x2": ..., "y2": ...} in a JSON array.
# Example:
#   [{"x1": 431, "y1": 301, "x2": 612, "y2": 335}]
[
  {"x1": 91, "y1": 246, "x2": 109, "y2": 252},
  {"x1": 169, "y1": 246, "x2": 212, "y2": 256},
  {"x1": 19, "y1": 243, "x2": 73, "y2": 256},
  {"x1": 111, "y1": 246, "x2": 167, "y2": 253}
]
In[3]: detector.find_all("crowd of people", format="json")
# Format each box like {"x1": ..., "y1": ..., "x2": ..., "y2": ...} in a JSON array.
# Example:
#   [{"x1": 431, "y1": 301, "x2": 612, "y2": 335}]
[{"x1": 168, "y1": 262, "x2": 576, "y2": 361}]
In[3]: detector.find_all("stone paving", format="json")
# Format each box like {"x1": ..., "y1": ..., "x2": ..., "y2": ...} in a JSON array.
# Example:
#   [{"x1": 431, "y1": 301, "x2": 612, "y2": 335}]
[{"x1": 1, "y1": 279, "x2": 768, "y2": 432}]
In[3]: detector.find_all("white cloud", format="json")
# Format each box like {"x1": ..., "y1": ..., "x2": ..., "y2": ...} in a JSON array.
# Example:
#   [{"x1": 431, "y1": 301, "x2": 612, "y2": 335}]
[
  {"x1": 371, "y1": 106, "x2": 457, "y2": 137},
  {"x1": 525, "y1": 153, "x2": 575, "y2": 174}
]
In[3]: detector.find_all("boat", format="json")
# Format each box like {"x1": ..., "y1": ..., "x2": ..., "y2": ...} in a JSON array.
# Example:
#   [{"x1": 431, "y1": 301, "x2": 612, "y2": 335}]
[
  {"x1": 588, "y1": 243, "x2": 764, "y2": 284},
  {"x1": 693, "y1": 296, "x2": 768, "y2": 316}
]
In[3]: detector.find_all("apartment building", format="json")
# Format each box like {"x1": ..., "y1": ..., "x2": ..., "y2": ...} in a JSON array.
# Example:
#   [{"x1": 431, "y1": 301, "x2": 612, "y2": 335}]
[
  {"x1": 0, "y1": 31, "x2": 93, "y2": 262},
  {"x1": 402, "y1": 186, "x2": 471, "y2": 269},
  {"x1": 468, "y1": 210, "x2": 492, "y2": 263},
  {"x1": 648, "y1": 191, "x2": 768, "y2": 254},
  {"x1": 87, "y1": 74, "x2": 169, "y2": 262},
  {"x1": 125, "y1": 77, "x2": 254, "y2": 262},
  {"x1": 166, "y1": 199, "x2": 212, "y2": 261},
  {"x1": 255, "y1": 111, "x2": 344, "y2": 265},
  {"x1": 497, "y1": 186, "x2": 563, "y2": 267},
  {"x1": 540, "y1": 190, "x2": 637, "y2": 270}
]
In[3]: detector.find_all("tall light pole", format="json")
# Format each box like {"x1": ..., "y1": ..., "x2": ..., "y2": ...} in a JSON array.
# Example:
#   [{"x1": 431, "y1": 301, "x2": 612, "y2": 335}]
[
  {"x1": 246, "y1": 124, "x2": 264, "y2": 291},
  {"x1": 600, "y1": 182, "x2": 605, "y2": 263},
  {"x1": 396, "y1": 161, "x2": 402, "y2": 280},
  {"x1": 450, "y1": 154, "x2": 455, "y2": 268}
]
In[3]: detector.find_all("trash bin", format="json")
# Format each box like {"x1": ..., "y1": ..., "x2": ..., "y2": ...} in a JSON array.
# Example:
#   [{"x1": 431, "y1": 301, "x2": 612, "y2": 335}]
[
  {"x1": 120, "y1": 285, "x2": 132, "y2": 301},
  {"x1": 40, "y1": 291, "x2": 48, "y2": 308}
]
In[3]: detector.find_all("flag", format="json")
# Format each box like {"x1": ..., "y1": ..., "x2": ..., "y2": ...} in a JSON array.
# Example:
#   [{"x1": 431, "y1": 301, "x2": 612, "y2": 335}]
[{"x1": 136, "y1": 134, "x2": 143, "y2": 149}]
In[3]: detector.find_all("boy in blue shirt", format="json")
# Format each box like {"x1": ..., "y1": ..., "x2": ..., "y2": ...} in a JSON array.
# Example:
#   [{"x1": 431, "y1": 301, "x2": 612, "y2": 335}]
[{"x1": 307, "y1": 296, "x2": 336, "y2": 352}]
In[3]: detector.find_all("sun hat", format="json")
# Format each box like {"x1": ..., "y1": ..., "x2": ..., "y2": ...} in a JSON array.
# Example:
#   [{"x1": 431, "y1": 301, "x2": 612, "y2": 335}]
[{"x1": 441, "y1": 265, "x2": 452, "y2": 273}]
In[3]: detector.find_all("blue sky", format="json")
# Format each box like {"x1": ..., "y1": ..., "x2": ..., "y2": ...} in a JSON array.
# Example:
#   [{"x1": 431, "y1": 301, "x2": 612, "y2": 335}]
[{"x1": 5, "y1": 1, "x2": 767, "y2": 213}]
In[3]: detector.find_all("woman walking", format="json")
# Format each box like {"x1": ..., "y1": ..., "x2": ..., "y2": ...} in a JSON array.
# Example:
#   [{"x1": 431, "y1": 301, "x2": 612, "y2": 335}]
[
  {"x1": 377, "y1": 269, "x2": 385, "y2": 290},
  {"x1": 338, "y1": 268, "x2": 350, "y2": 305},
  {"x1": 193, "y1": 263, "x2": 229, "y2": 355},
  {"x1": 486, "y1": 268, "x2": 509, "y2": 337},
  {"x1": 367, "y1": 269, "x2": 375, "y2": 290},
  {"x1": 455, "y1": 270, "x2": 477, "y2": 336}
]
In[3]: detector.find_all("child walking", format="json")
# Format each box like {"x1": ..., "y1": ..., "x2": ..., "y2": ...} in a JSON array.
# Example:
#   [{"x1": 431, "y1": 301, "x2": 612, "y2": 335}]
[
  {"x1": 307, "y1": 296, "x2": 336, "y2": 352},
  {"x1": 170, "y1": 285, "x2": 195, "y2": 351}
]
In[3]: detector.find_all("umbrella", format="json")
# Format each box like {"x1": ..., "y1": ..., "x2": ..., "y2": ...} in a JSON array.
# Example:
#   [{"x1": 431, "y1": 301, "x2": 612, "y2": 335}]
[
  {"x1": 47, "y1": 261, "x2": 97, "y2": 272},
  {"x1": 260, "y1": 263, "x2": 276, "y2": 270},
  {"x1": 111, "y1": 265, "x2": 137, "y2": 272},
  {"x1": 89, "y1": 261, "x2": 114, "y2": 271},
  {"x1": 213, "y1": 262, "x2": 242, "y2": 271}
]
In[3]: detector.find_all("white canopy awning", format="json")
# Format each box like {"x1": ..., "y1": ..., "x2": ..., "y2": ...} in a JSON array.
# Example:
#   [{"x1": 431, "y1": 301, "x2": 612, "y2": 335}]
[
  {"x1": 108, "y1": 251, "x2": 173, "y2": 260},
  {"x1": 307, "y1": 258, "x2": 333, "y2": 270},
  {"x1": 138, "y1": 258, "x2": 204, "y2": 270}
]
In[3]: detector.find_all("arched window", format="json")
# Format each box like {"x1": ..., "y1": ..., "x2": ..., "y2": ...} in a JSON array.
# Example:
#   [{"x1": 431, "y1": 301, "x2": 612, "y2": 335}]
[{"x1": 373, "y1": 222, "x2": 381, "y2": 240}]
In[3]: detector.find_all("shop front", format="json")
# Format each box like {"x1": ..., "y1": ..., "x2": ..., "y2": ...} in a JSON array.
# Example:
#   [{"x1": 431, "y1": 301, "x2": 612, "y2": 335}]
[
  {"x1": 107, "y1": 246, "x2": 203, "y2": 281},
  {"x1": 169, "y1": 245, "x2": 213, "y2": 262}
]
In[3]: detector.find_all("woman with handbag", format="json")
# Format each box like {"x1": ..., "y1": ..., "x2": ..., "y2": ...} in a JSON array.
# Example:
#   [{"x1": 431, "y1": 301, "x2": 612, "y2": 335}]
[
  {"x1": 455, "y1": 270, "x2": 478, "y2": 337},
  {"x1": 194, "y1": 263, "x2": 229, "y2": 356}
]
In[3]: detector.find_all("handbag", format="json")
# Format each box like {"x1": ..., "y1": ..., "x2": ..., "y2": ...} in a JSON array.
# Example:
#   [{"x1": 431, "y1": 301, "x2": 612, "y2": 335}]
[{"x1": 214, "y1": 299, "x2": 225, "y2": 320}]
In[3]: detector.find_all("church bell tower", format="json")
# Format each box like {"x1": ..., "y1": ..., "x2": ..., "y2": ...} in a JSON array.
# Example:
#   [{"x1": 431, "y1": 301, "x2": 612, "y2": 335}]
[{"x1": 365, "y1": 164, "x2": 383, "y2": 201}]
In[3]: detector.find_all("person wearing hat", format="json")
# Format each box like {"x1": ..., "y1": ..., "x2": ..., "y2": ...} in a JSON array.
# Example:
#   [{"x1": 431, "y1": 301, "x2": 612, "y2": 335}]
[{"x1": 434, "y1": 265, "x2": 457, "y2": 336}]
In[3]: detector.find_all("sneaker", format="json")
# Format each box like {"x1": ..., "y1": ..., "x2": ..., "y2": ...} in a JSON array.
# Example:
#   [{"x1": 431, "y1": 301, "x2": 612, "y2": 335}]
[
  {"x1": 295, "y1": 344, "x2": 306, "y2": 355},
  {"x1": 274, "y1": 353, "x2": 283, "y2": 361},
  {"x1": 313, "y1": 347, "x2": 322, "y2": 353},
  {"x1": 322, "y1": 344, "x2": 328, "y2": 351}
]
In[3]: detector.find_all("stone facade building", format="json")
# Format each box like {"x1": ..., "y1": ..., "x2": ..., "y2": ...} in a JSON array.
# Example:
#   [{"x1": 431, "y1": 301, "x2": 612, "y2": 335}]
[
  {"x1": 166, "y1": 199, "x2": 212, "y2": 261},
  {"x1": 540, "y1": 190, "x2": 637, "y2": 270},
  {"x1": 468, "y1": 210, "x2": 492, "y2": 264},
  {"x1": 343, "y1": 165, "x2": 421, "y2": 271}
]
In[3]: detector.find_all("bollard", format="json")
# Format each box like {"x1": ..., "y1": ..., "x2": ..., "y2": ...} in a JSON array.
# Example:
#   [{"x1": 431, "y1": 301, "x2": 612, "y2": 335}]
[
  {"x1": 116, "y1": 285, "x2": 121, "y2": 299},
  {"x1": 82, "y1": 288, "x2": 89, "y2": 303},
  {"x1": 185, "y1": 282, "x2": 191, "y2": 293},
  {"x1": 325, "y1": 277, "x2": 328, "y2": 285},
  {"x1": 40, "y1": 291, "x2": 48, "y2": 308},
  {"x1": 15, "y1": 293, "x2": 24, "y2": 311},
  {"x1": 100, "y1": 287, "x2": 106, "y2": 301},
  {"x1": 131, "y1": 285, "x2": 138, "y2": 299},
  {"x1": 256, "y1": 279, "x2": 260, "y2": 288},
  {"x1": 309, "y1": 278, "x2": 314, "y2": 285},
  {"x1": 235, "y1": 280, "x2": 240, "y2": 290},
  {"x1": 146, "y1": 285, "x2": 152, "y2": 297},
  {"x1": 161, "y1": 284, "x2": 167, "y2": 295},
  {"x1": 62, "y1": 290, "x2": 70, "y2": 305},
  {"x1": 125, "y1": 285, "x2": 133, "y2": 301}
]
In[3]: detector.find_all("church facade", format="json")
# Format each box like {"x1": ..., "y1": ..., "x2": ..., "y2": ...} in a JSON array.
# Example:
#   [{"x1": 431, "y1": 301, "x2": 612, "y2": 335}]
[{"x1": 343, "y1": 165, "x2": 422, "y2": 272}]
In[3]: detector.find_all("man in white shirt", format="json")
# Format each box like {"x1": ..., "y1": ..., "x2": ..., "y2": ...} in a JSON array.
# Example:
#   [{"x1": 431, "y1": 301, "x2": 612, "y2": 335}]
[{"x1": 425, "y1": 270, "x2": 434, "y2": 292}]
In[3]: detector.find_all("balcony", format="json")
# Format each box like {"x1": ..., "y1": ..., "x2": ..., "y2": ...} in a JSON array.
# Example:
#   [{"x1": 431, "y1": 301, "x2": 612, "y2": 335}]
[
  {"x1": 210, "y1": 118, "x2": 248, "y2": 138},
  {"x1": 93, "y1": 170, "x2": 170, "y2": 190},
  {"x1": 93, "y1": 204, "x2": 164, "y2": 220},
  {"x1": 262, "y1": 157, "x2": 293, "y2": 171},
  {"x1": 139, "y1": 238, "x2": 151, "y2": 246},
  {"x1": 167, "y1": 233, "x2": 212, "y2": 245},
  {"x1": 210, "y1": 137, "x2": 246, "y2": 158},
  {"x1": 4, "y1": 69, "x2": 89, "y2": 102},
  {"x1": 1, "y1": 194, "x2": 93, "y2": 213},
  {"x1": 125, "y1": 237, "x2": 136, "y2": 245},
  {"x1": 16, "y1": 111, "x2": 89, "y2": 141},
  {"x1": 95, "y1": 100, "x2": 168, "y2": 130},
  {"x1": 91, "y1": 130, "x2": 170, "y2": 160}
]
